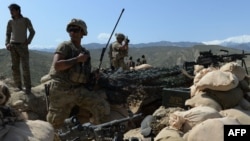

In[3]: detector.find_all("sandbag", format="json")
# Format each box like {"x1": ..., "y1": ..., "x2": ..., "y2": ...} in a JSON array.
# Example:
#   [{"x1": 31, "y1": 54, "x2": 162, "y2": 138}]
[
  {"x1": 239, "y1": 98, "x2": 250, "y2": 110},
  {"x1": 193, "y1": 67, "x2": 216, "y2": 84},
  {"x1": 154, "y1": 127, "x2": 184, "y2": 141},
  {"x1": 184, "y1": 117, "x2": 240, "y2": 141},
  {"x1": 151, "y1": 106, "x2": 185, "y2": 135},
  {"x1": 185, "y1": 93, "x2": 222, "y2": 111},
  {"x1": 238, "y1": 77, "x2": 250, "y2": 92},
  {"x1": 193, "y1": 65, "x2": 204, "y2": 75},
  {"x1": 134, "y1": 64, "x2": 152, "y2": 70},
  {"x1": 195, "y1": 70, "x2": 239, "y2": 91},
  {"x1": 220, "y1": 107, "x2": 250, "y2": 124},
  {"x1": 206, "y1": 87, "x2": 244, "y2": 109},
  {"x1": 190, "y1": 84, "x2": 203, "y2": 97},
  {"x1": 169, "y1": 106, "x2": 222, "y2": 133},
  {"x1": 220, "y1": 62, "x2": 246, "y2": 81}
]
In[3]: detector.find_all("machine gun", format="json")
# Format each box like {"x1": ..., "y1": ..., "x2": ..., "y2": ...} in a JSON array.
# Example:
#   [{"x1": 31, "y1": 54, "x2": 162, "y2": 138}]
[
  {"x1": 183, "y1": 49, "x2": 250, "y2": 74},
  {"x1": 58, "y1": 113, "x2": 142, "y2": 141}
]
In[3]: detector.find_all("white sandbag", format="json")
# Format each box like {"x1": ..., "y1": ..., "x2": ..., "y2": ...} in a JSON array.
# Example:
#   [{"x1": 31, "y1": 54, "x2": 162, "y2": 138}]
[
  {"x1": 220, "y1": 62, "x2": 247, "y2": 81},
  {"x1": 169, "y1": 106, "x2": 222, "y2": 133},
  {"x1": 185, "y1": 93, "x2": 222, "y2": 111},
  {"x1": 134, "y1": 64, "x2": 152, "y2": 70},
  {"x1": 40, "y1": 74, "x2": 51, "y2": 83},
  {"x1": 184, "y1": 117, "x2": 240, "y2": 141},
  {"x1": 193, "y1": 67, "x2": 216, "y2": 84},
  {"x1": 151, "y1": 106, "x2": 185, "y2": 135},
  {"x1": 123, "y1": 128, "x2": 145, "y2": 141},
  {"x1": 220, "y1": 107, "x2": 250, "y2": 124},
  {"x1": 193, "y1": 65, "x2": 204, "y2": 75},
  {"x1": 154, "y1": 127, "x2": 184, "y2": 141},
  {"x1": 196, "y1": 70, "x2": 239, "y2": 91}
]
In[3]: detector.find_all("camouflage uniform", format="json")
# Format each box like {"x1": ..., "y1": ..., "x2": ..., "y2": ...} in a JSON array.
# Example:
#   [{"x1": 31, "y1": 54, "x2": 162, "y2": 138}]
[
  {"x1": 5, "y1": 4, "x2": 35, "y2": 92},
  {"x1": 46, "y1": 41, "x2": 110, "y2": 130},
  {"x1": 110, "y1": 33, "x2": 129, "y2": 70}
]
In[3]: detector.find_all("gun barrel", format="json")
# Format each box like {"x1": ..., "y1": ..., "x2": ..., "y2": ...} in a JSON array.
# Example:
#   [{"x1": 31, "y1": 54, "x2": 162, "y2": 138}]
[{"x1": 93, "y1": 113, "x2": 142, "y2": 129}]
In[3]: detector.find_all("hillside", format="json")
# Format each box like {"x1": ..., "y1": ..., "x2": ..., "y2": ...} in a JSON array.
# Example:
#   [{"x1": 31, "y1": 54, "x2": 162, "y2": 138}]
[{"x1": 1, "y1": 45, "x2": 250, "y2": 86}]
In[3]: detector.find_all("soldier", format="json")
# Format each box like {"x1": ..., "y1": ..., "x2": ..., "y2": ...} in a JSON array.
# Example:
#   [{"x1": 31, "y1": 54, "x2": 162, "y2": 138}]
[
  {"x1": 109, "y1": 33, "x2": 129, "y2": 70},
  {"x1": 141, "y1": 55, "x2": 147, "y2": 64},
  {"x1": 136, "y1": 58, "x2": 142, "y2": 66},
  {"x1": 127, "y1": 56, "x2": 135, "y2": 69},
  {"x1": 5, "y1": 3, "x2": 35, "y2": 94},
  {"x1": 46, "y1": 18, "x2": 110, "y2": 130}
]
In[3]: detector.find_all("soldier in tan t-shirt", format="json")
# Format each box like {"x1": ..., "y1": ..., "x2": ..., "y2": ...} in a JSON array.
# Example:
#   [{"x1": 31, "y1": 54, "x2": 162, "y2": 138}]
[
  {"x1": 5, "y1": 3, "x2": 35, "y2": 94},
  {"x1": 109, "y1": 33, "x2": 129, "y2": 70}
]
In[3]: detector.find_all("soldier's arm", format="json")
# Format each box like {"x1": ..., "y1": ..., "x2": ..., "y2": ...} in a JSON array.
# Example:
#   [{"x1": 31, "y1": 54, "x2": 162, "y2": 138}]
[
  {"x1": 5, "y1": 20, "x2": 12, "y2": 46},
  {"x1": 26, "y1": 18, "x2": 35, "y2": 44},
  {"x1": 53, "y1": 53, "x2": 89, "y2": 71}
]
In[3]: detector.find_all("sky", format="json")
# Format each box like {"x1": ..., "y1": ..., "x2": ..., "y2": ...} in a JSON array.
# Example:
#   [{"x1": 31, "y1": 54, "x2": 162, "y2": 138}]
[{"x1": 1, "y1": 0, "x2": 250, "y2": 49}]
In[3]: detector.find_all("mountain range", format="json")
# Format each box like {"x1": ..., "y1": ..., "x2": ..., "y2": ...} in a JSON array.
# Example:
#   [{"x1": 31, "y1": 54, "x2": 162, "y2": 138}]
[{"x1": 35, "y1": 35, "x2": 250, "y2": 52}]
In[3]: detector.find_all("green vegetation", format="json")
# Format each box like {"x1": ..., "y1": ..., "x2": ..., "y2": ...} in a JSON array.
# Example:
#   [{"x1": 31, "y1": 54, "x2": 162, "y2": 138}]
[{"x1": 0, "y1": 45, "x2": 250, "y2": 86}]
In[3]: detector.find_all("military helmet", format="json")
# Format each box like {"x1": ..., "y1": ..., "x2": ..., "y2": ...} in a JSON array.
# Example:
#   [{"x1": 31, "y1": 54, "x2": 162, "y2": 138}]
[
  {"x1": 8, "y1": 3, "x2": 21, "y2": 11},
  {"x1": 115, "y1": 33, "x2": 125, "y2": 39},
  {"x1": 66, "y1": 18, "x2": 88, "y2": 36}
]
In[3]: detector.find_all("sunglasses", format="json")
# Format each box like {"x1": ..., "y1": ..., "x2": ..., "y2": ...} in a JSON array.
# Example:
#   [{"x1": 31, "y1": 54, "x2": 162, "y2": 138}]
[{"x1": 68, "y1": 27, "x2": 81, "y2": 33}]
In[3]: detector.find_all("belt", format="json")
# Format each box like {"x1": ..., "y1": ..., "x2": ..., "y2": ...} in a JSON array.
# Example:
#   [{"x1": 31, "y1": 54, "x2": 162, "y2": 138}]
[{"x1": 10, "y1": 42, "x2": 22, "y2": 45}]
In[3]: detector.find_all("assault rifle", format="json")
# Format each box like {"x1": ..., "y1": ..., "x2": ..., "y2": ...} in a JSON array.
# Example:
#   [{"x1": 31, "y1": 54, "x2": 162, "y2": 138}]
[
  {"x1": 183, "y1": 49, "x2": 250, "y2": 74},
  {"x1": 58, "y1": 113, "x2": 142, "y2": 141}
]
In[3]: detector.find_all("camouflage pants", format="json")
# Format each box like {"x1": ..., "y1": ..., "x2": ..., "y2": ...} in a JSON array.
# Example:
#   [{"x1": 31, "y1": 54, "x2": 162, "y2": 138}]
[
  {"x1": 112, "y1": 58, "x2": 128, "y2": 70},
  {"x1": 9, "y1": 44, "x2": 31, "y2": 89},
  {"x1": 46, "y1": 81, "x2": 110, "y2": 129}
]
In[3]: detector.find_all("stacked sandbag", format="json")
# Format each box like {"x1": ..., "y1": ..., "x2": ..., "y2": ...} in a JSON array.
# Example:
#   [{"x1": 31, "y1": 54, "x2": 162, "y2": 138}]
[
  {"x1": 150, "y1": 106, "x2": 185, "y2": 135},
  {"x1": 154, "y1": 127, "x2": 184, "y2": 141},
  {"x1": 219, "y1": 105, "x2": 250, "y2": 124},
  {"x1": 183, "y1": 117, "x2": 241, "y2": 141},
  {"x1": 186, "y1": 62, "x2": 250, "y2": 110},
  {"x1": 145, "y1": 62, "x2": 250, "y2": 141},
  {"x1": 168, "y1": 106, "x2": 222, "y2": 133}
]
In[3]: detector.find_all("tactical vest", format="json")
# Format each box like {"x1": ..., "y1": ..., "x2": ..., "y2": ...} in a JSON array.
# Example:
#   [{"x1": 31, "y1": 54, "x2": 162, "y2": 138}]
[
  {"x1": 68, "y1": 47, "x2": 91, "y2": 84},
  {"x1": 49, "y1": 41, "x2": 91, "y2": 85}
]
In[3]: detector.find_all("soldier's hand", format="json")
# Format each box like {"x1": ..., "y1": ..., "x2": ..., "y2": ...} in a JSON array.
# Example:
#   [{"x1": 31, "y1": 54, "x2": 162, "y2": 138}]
[
  {"x1": 6, "y1": 44, "x2": 11, "y2": 51},
  {"x1": 77, "y1": 53, "x2": 89, "y2": 63},
  {"x1": 126, "y1": 38, "x2": 130, "y2": 44}
]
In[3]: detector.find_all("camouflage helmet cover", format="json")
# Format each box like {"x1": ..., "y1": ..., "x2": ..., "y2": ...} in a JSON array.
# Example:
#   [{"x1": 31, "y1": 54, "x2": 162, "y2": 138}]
[
  {"x1": 66, "y1": 18, "x2": 88, "y2": 36},
  {"x1": 115, "y1": 33, "x2": 125, "y2": 39}
]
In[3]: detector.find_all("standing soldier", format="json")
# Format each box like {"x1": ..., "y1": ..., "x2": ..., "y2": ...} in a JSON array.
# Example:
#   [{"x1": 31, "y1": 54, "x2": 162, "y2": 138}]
[
  {"x1": 109, "y1": 33, "x2": 129, "y2": 70},
  {"x1": 5, "y1": 3, "x2": 35, "y2": 94}
]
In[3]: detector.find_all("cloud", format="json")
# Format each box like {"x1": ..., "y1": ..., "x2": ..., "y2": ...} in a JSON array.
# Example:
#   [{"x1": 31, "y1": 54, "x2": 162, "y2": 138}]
[
  {"x1": 97, "y1": 33, "x2": 115, "y2": 42},
  {"x1": 202, "y1": 35, "x2": 250, "y2": 45}
]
